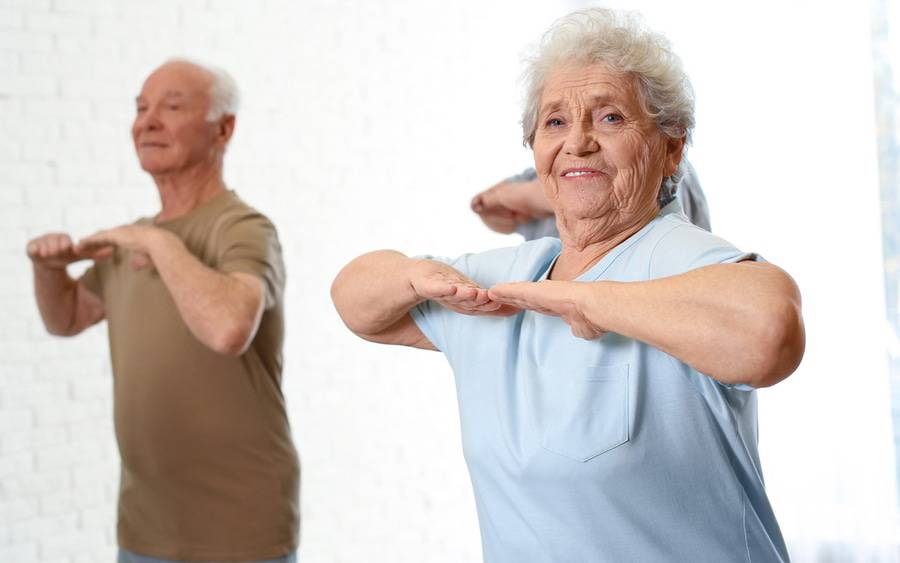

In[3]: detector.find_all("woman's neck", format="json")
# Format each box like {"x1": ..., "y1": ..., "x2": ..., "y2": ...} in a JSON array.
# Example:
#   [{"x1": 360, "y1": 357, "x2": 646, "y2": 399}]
[{"x1": 551, "y1": 206, "x2": 658, "y2": 280}]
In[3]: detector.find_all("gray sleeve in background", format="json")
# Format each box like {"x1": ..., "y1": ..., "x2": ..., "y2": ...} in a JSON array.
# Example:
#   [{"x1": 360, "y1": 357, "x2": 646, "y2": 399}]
[
  {"x1": 506, "y1": 168, "x2": 561, "y2": 240},
  {"x1": 675, "y1": 159, "x2": 711, "y2": 231},
  {"x1": 508, "y1": 159, "x2": 712, "y2": 241}
]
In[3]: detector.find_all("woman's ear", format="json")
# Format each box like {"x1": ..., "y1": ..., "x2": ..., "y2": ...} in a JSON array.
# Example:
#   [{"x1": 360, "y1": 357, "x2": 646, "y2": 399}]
[{"x1": 664, "y1": 136, "x2": 685, "y2": 177}]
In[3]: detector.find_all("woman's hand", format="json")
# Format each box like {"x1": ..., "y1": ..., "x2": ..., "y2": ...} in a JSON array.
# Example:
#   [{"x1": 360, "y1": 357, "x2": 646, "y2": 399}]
[
  {"x1": 412, "y1": 260, "x2": 519, "y2": 317},
  {"x1": 489, "y1": 280, "x2": 606, "y2": 339}
]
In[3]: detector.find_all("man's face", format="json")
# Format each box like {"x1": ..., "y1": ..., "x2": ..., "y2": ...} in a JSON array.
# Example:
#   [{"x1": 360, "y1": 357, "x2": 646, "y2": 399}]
[{"x1": 132, "y1": 63, "x2": 221, "y2": 176}]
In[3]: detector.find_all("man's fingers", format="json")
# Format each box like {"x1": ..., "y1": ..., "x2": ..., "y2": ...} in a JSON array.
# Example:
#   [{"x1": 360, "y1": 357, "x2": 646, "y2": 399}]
[
  {"x1": 76, "y1": 235, "x2": 112, "y2": 254},
  {"x1": 90, "y1": 246, "x2": 115, "y2": 261}
]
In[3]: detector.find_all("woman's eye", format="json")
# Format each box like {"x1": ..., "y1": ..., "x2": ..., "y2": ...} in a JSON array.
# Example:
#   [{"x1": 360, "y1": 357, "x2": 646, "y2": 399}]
[
  {"x1": 167, "y1": 105, "x2": 180, "y2": 111},
  {"x1": 546, "y1": 118, "x2": 564, "y2": 127},
  {"x1": 601, "y1": 114, "x2": 622, "y2": 123}
]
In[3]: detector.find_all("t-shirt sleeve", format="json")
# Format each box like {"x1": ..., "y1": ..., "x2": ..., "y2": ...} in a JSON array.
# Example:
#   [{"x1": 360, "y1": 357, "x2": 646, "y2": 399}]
[
  {"x1": 648, "y1": 223, "x2": 760, "y2": 391},
  {"x1": 214, "y1": 211, "x2": 285, "y2": 309},
  {"x1": 408, "y1": 253, "x2": 476, "y2": 354},
  {"x1": 408, "y1": 243, "x2": 545, "y2": 354},
  {"x1": 515, "y1": 216, "x2": 559, "y2": 241},
  {"x1": 648, "y1": 223, "x2": 759, "y2": 280}
]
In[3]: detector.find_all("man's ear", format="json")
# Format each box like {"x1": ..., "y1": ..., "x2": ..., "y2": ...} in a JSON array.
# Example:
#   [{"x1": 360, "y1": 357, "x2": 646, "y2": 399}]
[{"x1": 217, "y1": 114, "x2": 236, "y2": 147}]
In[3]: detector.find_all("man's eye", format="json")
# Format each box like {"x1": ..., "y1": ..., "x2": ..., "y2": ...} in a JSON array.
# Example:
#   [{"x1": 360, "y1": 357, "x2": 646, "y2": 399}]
[
  {"x1": 167, "y1": 105, "x2": 180, "y2": 111},
  {"x1": 136, "y1": 106, "x2": 147, "y2": 113}
]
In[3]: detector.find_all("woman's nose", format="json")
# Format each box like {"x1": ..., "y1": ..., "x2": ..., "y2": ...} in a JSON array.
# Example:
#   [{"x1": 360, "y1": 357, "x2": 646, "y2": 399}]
[{"x1": 563, "y1": 121, "x2": 599, "y2": 156}]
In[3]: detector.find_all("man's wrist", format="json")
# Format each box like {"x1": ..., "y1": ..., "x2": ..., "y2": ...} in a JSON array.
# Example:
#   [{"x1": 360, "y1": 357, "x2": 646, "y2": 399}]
[
  {"x1": 32, "y1": 260, "x2": 68, "y2": 274},
  {"x1": 146, "y1": 228, "x2": 182, "y2": 260}
]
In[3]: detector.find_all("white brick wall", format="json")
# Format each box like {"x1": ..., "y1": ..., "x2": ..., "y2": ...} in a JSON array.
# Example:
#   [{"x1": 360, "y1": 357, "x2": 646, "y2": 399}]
[{"x1": 0, "y1": 1, "x2": 558, "y2": 561}]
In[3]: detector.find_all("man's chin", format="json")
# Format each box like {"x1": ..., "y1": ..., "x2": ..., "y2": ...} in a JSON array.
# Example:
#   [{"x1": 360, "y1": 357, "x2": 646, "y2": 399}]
[{"x1": 137, "y1": 159, "x2": 175, "y2": 176}]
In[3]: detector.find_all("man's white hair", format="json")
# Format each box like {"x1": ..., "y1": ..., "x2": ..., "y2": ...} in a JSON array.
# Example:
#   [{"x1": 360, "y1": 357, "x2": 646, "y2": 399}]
[{"x1": 165, "y1": 57, "x2": 240, "y2": 121}]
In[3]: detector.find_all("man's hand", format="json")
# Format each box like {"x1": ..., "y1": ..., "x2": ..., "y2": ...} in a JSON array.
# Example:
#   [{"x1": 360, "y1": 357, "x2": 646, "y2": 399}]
[
  {"x1": 77, "y1": 225, "x2": 174, "y2": 270},
  {"x1": 26, "y1": 232, "x2": 107, "y2": 336},
  {"x1": 470, "y1": 178, "x2": 553, "y2": 234},
  {"x1": 411, "y1": 260, "x2": 519, "y2": 317},
  {"x1": 489, "y1": 280, "x2": 607, "y2": 339},
  {"x1": 27, "y1": 233, "x2": 111, "y2": 270}
]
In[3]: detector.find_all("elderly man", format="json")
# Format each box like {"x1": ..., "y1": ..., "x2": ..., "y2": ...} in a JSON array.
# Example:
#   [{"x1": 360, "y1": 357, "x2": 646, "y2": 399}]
[{"x1": 26, "y1": 60, "x2": 299, "y2": 563}]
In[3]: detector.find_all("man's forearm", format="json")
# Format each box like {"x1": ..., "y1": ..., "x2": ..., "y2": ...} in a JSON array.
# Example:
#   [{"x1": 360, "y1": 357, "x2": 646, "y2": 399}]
[
  {"x1": 147, "y1": 232, "x2": 263, "y2": 355},
  {"x1": 583, "y1": 262, "x2": 804, "y2": 387},
  {"x1": 331, "y1": 250, "x2": 425, "y2": 336},
  {"x1": 32, "y1": 265, "x2": 80, "y2": 335}
]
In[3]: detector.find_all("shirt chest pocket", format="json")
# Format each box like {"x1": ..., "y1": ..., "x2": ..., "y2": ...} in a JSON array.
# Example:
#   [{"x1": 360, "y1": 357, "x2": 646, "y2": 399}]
[{"x1": 525, "y1": 364, "x2": 630, "y2": 462}]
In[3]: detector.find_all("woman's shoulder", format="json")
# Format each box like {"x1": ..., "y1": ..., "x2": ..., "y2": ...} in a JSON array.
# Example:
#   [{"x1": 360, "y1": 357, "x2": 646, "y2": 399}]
[{"x1": 434, "y1": 238, "x2": 562, "y2": 287}]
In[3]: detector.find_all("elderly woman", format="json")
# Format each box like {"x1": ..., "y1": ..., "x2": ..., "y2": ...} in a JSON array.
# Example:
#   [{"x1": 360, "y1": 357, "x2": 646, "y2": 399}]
[{"x1": 332, "y1": 8, "x2": 803, "y2": 563}]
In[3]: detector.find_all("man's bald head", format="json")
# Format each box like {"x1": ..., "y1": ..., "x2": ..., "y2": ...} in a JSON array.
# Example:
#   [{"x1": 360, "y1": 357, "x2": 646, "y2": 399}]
[{"x1": 147, "y1": 59, "x2": 240, "y2": 121}]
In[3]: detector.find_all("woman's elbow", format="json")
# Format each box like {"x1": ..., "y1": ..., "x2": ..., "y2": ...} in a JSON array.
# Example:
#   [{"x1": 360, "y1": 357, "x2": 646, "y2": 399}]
[
  {"x1": 748, "y1": 296, "x2": 805, "y2": 388},
  {"x1": 330, "y1": 270, "x2": 363, "y2": 333}
]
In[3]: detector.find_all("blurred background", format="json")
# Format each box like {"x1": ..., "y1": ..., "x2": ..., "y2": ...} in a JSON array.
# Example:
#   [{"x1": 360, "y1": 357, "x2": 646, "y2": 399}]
[{"x1": 1, "y1": 0, "x2": 899, "y2": 561}]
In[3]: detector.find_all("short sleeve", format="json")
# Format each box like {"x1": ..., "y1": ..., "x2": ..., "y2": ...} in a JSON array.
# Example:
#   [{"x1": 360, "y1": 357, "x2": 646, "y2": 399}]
[
  {"x1": 214, "y1": 211, "x2": 285, "y2": 309},
  {"x1": 649, "y1": 223, "x2": 760, "y2": 392},
  {"x1": 675, "y1": 160, "x2": 711, "y2": 231},
  {"x1": 409, "y1": 240, "x2": 559, "y2": 355},
  {"x1": 648, "y1": 224, "x2": 759, "y2": 280},
  {"x1": 409, "y1": 253, "x2": 474, "y2": 354},
  {"x1": 516, "y1": 217, "x2": 559, "y2": 241}
]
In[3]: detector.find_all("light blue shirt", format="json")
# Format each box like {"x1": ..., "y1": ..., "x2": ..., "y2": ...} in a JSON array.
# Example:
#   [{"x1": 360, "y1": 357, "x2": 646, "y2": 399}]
[{"x1": 411, "y1": 202, "x2": 788, "y2": 563}]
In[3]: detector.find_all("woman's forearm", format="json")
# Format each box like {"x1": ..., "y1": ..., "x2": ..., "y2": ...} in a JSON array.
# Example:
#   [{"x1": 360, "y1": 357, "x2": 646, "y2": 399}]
[
  {"x1": 331, "y1": 250, "x2": 426, "y2": 337},
  {"x1": 584, "y1": 261, "x2": 804, "y2": 387}
]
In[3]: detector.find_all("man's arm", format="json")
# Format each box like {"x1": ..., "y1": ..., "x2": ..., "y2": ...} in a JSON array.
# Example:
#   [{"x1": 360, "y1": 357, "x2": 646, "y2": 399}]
[
  {"x1": 77, "y1": 226, "x2": 264, "y2": 356},
  {"x1": 27, "y1": 233, "x2": 106, "y2": 336},
  {"x1": 331, "y1": 250, "x2": 516, "y2": 349},
  {"x1": 471, "y1": 174, "x2": 553, "y2": 234},
  {"x1": 490, "y1": 261, "x2": 804, "y2": 388}
]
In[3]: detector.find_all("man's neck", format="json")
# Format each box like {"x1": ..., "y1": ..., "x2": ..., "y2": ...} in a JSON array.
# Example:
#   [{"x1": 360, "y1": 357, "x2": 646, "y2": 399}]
[{"x1": 153, "y1": 163, "x2": 226, "y2": 222}]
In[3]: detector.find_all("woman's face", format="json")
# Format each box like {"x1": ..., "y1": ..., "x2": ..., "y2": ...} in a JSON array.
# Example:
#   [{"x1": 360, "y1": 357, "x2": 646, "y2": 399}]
[{"x1": 532, "y1": 63, "x2": 683, "y2": 234}]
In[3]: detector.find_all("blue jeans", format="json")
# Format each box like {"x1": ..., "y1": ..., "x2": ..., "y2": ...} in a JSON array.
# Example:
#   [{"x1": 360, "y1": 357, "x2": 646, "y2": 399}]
[{"x1": 117, "y1": 548, "x2": 297, "y2": 563}]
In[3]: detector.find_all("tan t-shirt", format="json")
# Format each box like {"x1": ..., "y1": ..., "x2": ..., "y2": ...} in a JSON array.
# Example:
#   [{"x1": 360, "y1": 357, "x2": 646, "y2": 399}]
[{"x1": 81, "y1": 190, "x2": 299, "y2": 560}]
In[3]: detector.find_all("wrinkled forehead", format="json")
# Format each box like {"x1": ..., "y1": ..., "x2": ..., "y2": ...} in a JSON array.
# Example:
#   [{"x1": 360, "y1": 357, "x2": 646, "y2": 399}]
[
  {"x1": 540, "y1": 62, "x2": 640, "y2": 111},
  {"x1": 137, "y1": 63, "x2": 212, "y2": 103}
]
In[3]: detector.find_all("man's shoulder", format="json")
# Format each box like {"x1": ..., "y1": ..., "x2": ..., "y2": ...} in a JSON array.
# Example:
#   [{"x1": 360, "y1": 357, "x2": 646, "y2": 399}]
[
  {"x1": 207, "y1": 192, "x2": 278, "y2": 238},
  {"x1": 216, "y1": 191, "x2": 275, "y2": 223}
]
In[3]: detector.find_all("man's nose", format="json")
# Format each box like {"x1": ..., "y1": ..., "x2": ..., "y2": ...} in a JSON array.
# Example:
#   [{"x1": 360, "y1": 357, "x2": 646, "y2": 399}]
[{"x1": 135, "y1": 108, "x2": 162, "y2": 131}]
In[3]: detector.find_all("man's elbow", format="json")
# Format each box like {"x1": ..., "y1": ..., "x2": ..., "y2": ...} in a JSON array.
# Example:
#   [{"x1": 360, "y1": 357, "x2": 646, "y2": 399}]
[{"x1": 209, "y1": 321, "x2": 256, "y2": 357}]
